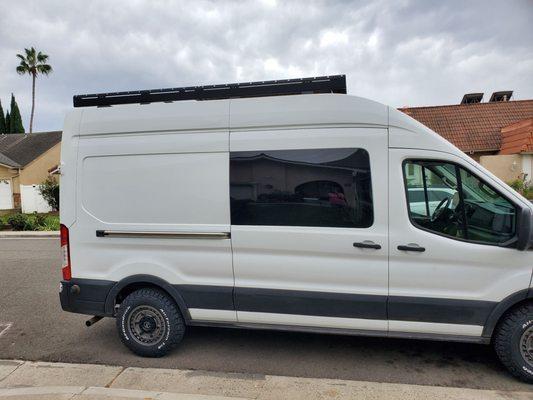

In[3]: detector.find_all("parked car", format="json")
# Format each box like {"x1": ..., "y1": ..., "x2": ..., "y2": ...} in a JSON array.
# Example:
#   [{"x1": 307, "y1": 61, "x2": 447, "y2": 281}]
[
  {"x1": 59, "y1": 76, "x2": 533, "y2": 382},
  {"x1": 407, "y1": 187, "x2": 456, "y2": 216}
]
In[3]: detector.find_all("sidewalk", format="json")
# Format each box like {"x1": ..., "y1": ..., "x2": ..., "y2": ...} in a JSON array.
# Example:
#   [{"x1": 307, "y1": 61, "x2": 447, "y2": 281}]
[
  {"x1": 0, "y1": 231, "x2": 59, "y2": 238},
  {"x1": 1, "y1": 360, "x2": 532, "y2": 400}
]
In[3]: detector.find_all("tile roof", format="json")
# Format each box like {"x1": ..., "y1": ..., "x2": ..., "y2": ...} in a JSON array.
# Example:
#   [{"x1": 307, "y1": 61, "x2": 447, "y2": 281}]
[
  {"x1": 399, "y1": 100, "x2": 533, "y2": 152},
  {"x1": 500, "y1": 118, "x2": 533, "y2": 155},
  {"x1": 0, "y1": 131, "x2": 62, "y2": 168}
]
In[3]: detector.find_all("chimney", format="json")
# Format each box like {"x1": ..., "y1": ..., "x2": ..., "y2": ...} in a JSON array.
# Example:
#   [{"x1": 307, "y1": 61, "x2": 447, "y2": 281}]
[
  {"x1": 489, "y1": 91, "x2": 513, "y2": 102},
  {"x1": 460, "y1": 93, "x2": 483, "y2": 104}
]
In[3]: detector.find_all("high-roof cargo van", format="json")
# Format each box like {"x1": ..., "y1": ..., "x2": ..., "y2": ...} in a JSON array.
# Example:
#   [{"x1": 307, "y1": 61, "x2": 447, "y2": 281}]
[{"x1": 59, "y1": 76, "x2": 533, "y2": 382}]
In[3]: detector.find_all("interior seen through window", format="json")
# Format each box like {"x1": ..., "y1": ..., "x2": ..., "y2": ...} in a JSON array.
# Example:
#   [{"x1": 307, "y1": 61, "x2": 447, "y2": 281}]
[
  {"x1": 404, "y1": 160, "x2": 516, "y2": 244},
  {"x1": 230, "y1": 148, "x2": 373, "y2": 228}
]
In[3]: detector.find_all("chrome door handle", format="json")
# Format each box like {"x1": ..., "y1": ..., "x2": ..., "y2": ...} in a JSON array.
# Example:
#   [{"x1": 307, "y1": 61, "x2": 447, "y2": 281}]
[
  {"x1": 353, "y1": 241, "x2": 382, "y2": 250},
  {"x1": 397, "y1": 244, "x2": 426, "y2": 252}
]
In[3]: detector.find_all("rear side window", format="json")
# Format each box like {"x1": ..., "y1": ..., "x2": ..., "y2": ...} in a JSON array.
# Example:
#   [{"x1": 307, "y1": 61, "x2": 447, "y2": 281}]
[
  {"x1": 230, "y1": 148, "x2": 373, "y2": 228},
  {"x1": 403, "y1": 160, "x2": 517, "y2": 245}
]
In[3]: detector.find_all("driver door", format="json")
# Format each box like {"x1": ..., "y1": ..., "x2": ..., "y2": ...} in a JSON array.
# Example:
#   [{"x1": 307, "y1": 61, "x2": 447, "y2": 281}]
[{"x1": 388, "y1": 148, "x2": 532, "y2": 337}]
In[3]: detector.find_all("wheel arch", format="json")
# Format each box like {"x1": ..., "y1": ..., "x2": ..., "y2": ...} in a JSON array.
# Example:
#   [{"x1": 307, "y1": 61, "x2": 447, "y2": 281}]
[
  {"x1": 104, "y1": 274, "x2": 192, "y2": 322},
  {"x1": 482, "y1": 288, "x2": 533, "y2": 339}
]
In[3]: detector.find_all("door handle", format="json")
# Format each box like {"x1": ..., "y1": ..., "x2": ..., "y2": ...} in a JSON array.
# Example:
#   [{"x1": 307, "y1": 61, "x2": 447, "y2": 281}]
[
  {"x1": 353, "y1": 241, "x2": 382, "y2": 250},
  {"x1": 397, "y1": 244, "x2": 426, "y2": 252}
]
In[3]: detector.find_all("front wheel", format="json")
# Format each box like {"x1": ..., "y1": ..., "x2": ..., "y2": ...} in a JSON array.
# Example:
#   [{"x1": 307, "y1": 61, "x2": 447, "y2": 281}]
[
  {"x1": 494, "y1": 302, "x2": 533, "y2": 383},
  {"x1": 116, "y1": 288, "x2": 185, "y2": 357}
]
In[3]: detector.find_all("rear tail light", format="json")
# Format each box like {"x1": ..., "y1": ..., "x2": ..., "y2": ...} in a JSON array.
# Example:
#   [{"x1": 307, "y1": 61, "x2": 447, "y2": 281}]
[{"x1": 60, "y1": 224, "x2": 71, "y2": 281}]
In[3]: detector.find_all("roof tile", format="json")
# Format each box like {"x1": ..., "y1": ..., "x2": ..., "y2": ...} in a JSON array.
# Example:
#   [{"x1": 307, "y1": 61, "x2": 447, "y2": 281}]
[{"x1": 399, "y1": 100, "x2": 533, "y2": 152}]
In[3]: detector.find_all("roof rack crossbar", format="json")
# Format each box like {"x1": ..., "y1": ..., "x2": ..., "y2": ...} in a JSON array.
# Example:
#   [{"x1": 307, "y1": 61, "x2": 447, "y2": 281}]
[{"x1": 73, "y1": 75, "x2": 346, "y2": 107}]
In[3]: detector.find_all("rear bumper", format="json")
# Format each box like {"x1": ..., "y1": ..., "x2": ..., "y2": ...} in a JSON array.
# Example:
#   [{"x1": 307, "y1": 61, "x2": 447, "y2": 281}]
[{"x1": 59, "y1": 279, "x2": 115, "y2": 317}]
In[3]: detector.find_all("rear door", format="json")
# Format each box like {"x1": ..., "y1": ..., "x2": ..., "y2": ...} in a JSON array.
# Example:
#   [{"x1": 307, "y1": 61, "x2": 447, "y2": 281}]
[{"x1": 230, "y1": 128, "x2": 389, "y2": 331}]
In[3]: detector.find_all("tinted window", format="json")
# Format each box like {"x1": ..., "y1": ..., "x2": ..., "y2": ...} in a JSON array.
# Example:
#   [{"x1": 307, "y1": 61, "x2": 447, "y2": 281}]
[
  {"x1": 459, "y1": 168, "x2": 516, "y2": 243},
  {"x1": 230, "y1": 148, "x2": 373, "y2": 228},
  {"x1": 404, "y1": 161, "x2": 516, "y2": 244}
]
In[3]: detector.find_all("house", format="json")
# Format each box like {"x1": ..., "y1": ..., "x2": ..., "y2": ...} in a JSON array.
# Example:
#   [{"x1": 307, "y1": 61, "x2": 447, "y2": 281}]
[
  {"x1": 0, "y1": 131, "x2": 61, "y2": 212},
  {"x1": 493, "y1": 118, "x2": 533, "y2": 182},
  {"x1": 399, "y1": 93, "x2": 533, "y2": 184}
]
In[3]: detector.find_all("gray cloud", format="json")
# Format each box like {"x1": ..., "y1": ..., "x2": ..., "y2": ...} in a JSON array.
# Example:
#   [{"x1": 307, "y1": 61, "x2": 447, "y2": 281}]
[{"x1": 0, "y1": 0, "x2": 531, "y2": 131}]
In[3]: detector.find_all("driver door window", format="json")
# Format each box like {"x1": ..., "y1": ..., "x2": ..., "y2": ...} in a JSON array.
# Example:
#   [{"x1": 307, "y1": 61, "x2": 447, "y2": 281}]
[{"x1": 403, "y1": 161, "x2": 516, "y2": 245}]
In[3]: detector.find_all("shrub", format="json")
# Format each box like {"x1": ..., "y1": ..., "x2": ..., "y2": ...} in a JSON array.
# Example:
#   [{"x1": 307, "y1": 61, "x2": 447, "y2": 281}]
[
  {"x1": 0, "y1": 214, "x2": 8, "y2": 227},
  {"x1": 38, "y1": 177, "x2": 59, "y2": 211},
  {"x1": 7, "y1": 213, "x2": 32, "y2": 231},
  {"x1": 6, "y1": 212, "x2": 59, "y2": 231},
  {"x1": 37, "y1": 215, "x2": 60, "y2": 231},
  {"x1": 508, "y1": 178, "x2": 533, "y2": 199}
]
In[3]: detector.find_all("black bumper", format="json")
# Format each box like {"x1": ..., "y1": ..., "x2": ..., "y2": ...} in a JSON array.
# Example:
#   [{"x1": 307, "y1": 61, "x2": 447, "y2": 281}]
[{"x1": 59, "y1": 279, "x2": 115, "y2": 317}]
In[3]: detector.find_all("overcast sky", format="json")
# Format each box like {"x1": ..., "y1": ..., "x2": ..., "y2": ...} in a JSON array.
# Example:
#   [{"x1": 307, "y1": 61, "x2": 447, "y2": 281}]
[{"x1": 0, "y1": 0, "x2": 532, "y2": 132}]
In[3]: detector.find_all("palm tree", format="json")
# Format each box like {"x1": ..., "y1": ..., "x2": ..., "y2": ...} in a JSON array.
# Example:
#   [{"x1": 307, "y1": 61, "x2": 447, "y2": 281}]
[{"x1": 16, "y1": 47, "x2": 52, "y2": 133}]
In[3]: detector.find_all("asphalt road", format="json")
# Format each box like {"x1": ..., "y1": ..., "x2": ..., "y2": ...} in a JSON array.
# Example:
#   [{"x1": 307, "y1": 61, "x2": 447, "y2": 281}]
[{"x1": 0, "y1": 238, "x2": 531, "y2": 391}]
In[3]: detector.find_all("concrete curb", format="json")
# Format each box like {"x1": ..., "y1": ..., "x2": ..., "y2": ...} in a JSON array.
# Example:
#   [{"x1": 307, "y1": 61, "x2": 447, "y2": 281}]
[
  {"x1": 0, "y1": 231, "x2": 59, "y2": 238},
  {"x1": 0, "y1": 386, "x2": 244, "y2": 399},
  {"x1": 0, "y1": 360, "x2": 532, "y2": 400}
]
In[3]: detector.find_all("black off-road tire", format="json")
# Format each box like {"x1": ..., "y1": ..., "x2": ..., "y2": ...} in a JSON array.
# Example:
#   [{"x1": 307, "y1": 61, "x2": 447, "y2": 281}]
[
  {"x1": 493, "y1": 302, "x2": 533, "y2": 383},
  {"x1": 116, "y1": 288, "x2": 185, "y2": 357}
]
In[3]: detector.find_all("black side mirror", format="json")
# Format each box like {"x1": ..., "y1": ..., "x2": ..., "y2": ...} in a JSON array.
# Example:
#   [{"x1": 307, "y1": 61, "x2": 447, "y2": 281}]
[{"x1": 516, "y1": 206, "x2": 533, "y2": 251}]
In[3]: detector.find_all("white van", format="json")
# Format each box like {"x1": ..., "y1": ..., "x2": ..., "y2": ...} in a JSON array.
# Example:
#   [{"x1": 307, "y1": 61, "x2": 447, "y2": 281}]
[{"x1": 59, "y1": 76, "x2": 533, "y2": 381}]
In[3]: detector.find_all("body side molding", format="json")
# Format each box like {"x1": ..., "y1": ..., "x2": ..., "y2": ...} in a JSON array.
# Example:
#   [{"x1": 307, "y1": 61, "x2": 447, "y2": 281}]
[{"x1": 188, "y1": 320, "x2": 490, "y2": 344}]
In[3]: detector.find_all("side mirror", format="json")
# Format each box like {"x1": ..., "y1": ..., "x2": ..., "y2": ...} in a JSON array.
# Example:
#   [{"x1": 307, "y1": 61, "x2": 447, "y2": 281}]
[{"x1": 516, "y1": 206, "x2": 533, "y2": 251}]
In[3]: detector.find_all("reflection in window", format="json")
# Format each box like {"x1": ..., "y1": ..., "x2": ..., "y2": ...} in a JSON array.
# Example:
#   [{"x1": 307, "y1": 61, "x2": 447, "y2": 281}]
[
  {"x1": 230, "y1": 148, "x2": 373, "y2": 228},
  {"x1": 404, "y1": 161, "x2": 516, "y2": 244}
]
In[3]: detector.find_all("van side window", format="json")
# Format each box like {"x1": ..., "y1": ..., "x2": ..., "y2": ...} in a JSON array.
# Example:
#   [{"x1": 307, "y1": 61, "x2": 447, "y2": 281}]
[
  {"x1": 403, "y1": 160, "x2": 517, "y2": 245},
  {"x1": 230, "y1": 148, "x2": 373, "y2": 228}
]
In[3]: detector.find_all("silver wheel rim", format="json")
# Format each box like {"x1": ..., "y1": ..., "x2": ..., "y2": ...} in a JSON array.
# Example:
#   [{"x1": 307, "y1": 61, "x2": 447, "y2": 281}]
[
  {"x1": 520, "y1": 325, "x2": 533, "y2": 368},
  {"x1": 127, "y1": 305, "x2": 166, "y2": 346}
]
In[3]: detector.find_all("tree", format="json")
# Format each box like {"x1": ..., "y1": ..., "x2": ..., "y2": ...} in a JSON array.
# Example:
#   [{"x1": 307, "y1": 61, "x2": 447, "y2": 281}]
[
  {"x1": 9, "y1": 94, "x2": 24, "y2": 133},
  {"x1": 0, "y1": 100, "x2": 5, "y2": 134},
  {"x1": 38, "y1": 177, "x2": 59, "y2": 211},
  {"x1": 5, "y1": 110, "x2": 10, "y2": 133},
  {"x1": 16, "y1": 47, "x2": 52, "y2": 133}
]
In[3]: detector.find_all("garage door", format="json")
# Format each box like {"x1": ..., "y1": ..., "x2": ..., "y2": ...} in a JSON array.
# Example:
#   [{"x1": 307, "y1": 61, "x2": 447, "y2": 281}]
[{"x1": 0, "y1": 180, "x2": 13, "y2": 210}]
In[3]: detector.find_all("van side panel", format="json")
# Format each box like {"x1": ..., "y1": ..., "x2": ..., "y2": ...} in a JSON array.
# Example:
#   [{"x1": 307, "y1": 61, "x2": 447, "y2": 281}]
[
  {"x1": 68, "y1": 129, "x2": 235, "y2": 320},
  {"x1": 230, "y1": 128, "x2": 389, "y2": 330}
]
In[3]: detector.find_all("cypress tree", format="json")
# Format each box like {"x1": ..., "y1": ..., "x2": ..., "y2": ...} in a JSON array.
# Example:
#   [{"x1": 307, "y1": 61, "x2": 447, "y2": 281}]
[
  {"x1": 0, "y1": 100, "x2": 5, "y2": 134},
  {"x1": 5, "y1": 111, "x2": 10, "y2": 133},
  {"x1": 9, "y1": 94, "x2": 25, "y2": 133}
]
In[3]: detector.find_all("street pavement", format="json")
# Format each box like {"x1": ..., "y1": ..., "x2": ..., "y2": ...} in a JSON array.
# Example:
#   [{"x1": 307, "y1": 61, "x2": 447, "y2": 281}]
[{"x1": 0, "y1": 238, "x2": 531, "y2": 392}]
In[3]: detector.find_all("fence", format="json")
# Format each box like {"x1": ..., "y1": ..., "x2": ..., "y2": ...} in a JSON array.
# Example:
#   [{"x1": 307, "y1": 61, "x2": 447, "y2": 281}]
[
  {"x1": 0, "y1": 180, "x2": 14, "y2": 210},
  {"x1": 20, "y1": 184, "x2": 52, "y2": 213}
]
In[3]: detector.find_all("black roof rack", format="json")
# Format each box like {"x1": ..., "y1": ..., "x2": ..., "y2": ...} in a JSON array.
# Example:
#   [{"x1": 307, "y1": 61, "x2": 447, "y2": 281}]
[{"x1": 73, "y1": 75, "x2": 346, "y2": 108}]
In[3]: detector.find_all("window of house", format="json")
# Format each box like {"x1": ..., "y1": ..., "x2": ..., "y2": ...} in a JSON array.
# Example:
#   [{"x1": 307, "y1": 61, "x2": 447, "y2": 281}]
[
  {"x1": 403, "y1": 160, "x2": 516, "y2": 245},
  {"x1": 230, "y1": 148, "x2": 373, "y2": 228}
]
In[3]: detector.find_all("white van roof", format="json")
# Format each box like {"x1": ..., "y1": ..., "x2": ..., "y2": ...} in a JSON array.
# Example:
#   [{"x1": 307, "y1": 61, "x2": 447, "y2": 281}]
[
  {"x1": 76, "y1": 94, "x2": 391, "y2": 135},
  {"x1": 73, "y1": 93, "x2": 458, "y2": 154}
]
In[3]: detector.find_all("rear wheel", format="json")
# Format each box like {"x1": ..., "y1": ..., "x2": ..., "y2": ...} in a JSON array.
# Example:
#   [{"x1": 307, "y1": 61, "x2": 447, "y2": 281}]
[
  {"x1": 116, "y1": 288, "x2": 185, "y2": 357},
  {"x1": 494, "y1": 302, "x2": 533, "y2": 383}
]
